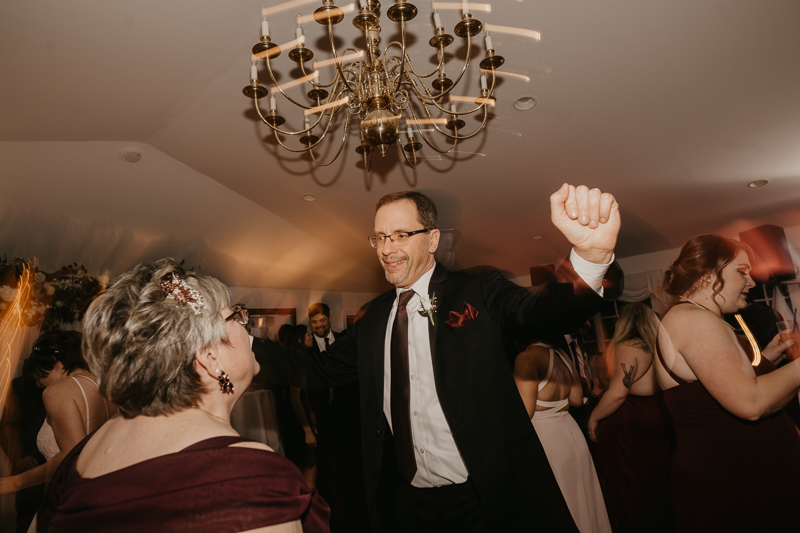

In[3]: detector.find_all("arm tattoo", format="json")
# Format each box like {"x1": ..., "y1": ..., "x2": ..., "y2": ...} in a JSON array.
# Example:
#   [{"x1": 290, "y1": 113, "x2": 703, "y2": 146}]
[{"x1": 620, "y1": 363, "x2": 635, "y2": 389}]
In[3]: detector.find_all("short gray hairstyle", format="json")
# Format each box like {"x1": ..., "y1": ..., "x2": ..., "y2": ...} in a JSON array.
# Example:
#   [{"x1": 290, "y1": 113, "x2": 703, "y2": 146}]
[{"x1": 82, "y1": 258, "x2": 231, "y2": 418}]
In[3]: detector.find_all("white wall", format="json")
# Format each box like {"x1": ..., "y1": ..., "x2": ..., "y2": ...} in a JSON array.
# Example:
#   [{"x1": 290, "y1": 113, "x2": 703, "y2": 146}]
[{"x1": 229, "y1": 286, "x2": 383, "y2": 334}]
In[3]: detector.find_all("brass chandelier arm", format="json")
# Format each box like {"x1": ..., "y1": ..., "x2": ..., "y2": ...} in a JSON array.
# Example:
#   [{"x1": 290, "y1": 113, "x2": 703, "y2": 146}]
[
  {"x1": 263, "y1": 57, "x2": 318, "y2": 111},
  {"x1": 269, "y1": 104, "x2": 340, "y2": 153},
  {"x1": 253, "y1": 88, "x2": 343, "y2": 140},
  {"x1": 308, "y1": 112, "x2": 352, "y2": 166},
  {"x1": 325, "y1": 23, "x2": 361, "y2": 96},
  {"x1": 398, "y1": 35, "x2": 475, "y2": 111},
  {"x1": 402, "y1": 104, "x2": 458, "y2": 153}
]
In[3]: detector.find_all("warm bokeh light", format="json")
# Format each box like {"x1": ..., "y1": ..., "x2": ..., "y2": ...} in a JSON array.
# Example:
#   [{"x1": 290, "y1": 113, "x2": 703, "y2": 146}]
[
  {"x1": 297, "y1": 3, "x2": 355, "y2": 25},
  {"x1": 481, "y1": 69, "x2": 531, "y2": 82},
  {"x1": 485, "y1": 23, "x2": 541, "y2": 41},
  {"x1": 262, "y1": 0, "x2": 320, "y2": 18},
  {"x1": 254, "y1": 37, "x2": 305, "y2": 61},
  {"x1": 735, "y1": 314, "x2": 762, "y2": 367},
  {"x1": 314, "y1": 51, "x2": 364, "y2": 70},
  {"x1": 0, "y1": 266, "x2": 33, "y2": 413},
  {"x1": 449, "y1": 94, "x2": 495, "y2": 107},
  {"x1": 270, "y1": 69, "x2": 317, "y2": 94},
  {"x1": 304, "y1": 97, "x2": 350, "y2": 115},
  {"x1": 406, "y1": 118, "x2": 448, "y2": 126},
  {"x1": 433, "y1": 2, "x2": 492, "y2": 13}
]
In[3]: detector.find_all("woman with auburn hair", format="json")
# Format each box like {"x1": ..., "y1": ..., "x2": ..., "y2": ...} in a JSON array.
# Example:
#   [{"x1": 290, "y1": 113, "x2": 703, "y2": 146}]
[
  {"x1": 35, "y1": 259, "x2": 329, "y2": 533},
  {"x1": 588, "y1": 303, "x2": 673, "y2": 533},
  {"x1": 655, "y1": 234, "x2": 800, "y2": 532}
]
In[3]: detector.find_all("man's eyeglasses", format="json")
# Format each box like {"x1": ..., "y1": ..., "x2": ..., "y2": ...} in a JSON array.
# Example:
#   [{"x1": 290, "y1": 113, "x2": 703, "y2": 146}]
[
  {"x1": 225, "y1": 304, "x2": 249, "y2": 327},
  {"x1": 368, "y1": 228, "x2": 432, "y2": 248}
]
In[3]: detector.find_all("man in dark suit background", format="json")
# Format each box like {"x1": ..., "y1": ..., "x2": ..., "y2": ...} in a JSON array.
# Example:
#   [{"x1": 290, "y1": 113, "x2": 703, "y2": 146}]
[
  {"x1": 308, "y1": 303, "x2": 343, "y2": 354},
  {"x1": 307, "y1": 302, "x2": 368, "y2": 532},
  {"x1": 254, "y1": 184, "x2": 623, "y2": 532}
]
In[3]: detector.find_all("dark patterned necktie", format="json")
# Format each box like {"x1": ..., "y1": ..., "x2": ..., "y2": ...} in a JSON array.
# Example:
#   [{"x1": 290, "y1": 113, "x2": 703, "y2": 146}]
[
  {"x1": 324, "y1": 337, "x2": 330, "y2": 349},
  {"x1": 391, "y1": 290, "x2": 417, "y2": 483}
]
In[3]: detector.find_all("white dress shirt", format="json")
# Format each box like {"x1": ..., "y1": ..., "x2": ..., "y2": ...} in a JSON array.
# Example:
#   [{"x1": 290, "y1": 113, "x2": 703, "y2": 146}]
[
  {"x1": 382, "y1": 251, "x2": 612, "y2": 487},
  {"x1": 314, "y1": 330, "x2": 336, "y2": 353}
]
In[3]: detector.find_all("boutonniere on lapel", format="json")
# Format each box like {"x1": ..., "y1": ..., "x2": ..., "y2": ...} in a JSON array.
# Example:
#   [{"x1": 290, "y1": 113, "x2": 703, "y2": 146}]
[
  {"x1": 417, "y1": 292, "x2": 438, "y2": 326},
  {"x1": 445, "y1": 302, "x2": 479, "y2": 331}
]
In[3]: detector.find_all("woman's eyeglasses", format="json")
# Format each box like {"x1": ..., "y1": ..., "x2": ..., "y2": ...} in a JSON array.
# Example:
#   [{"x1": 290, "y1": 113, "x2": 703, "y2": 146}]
[{"x1": 225, "y1": 304, "x2": 249, "y2": 327}]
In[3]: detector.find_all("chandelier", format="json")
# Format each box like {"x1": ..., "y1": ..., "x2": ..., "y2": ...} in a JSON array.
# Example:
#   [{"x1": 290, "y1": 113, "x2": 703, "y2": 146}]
[{"x1": 242, "y1": 0, "x2": 504, "y2": 170}]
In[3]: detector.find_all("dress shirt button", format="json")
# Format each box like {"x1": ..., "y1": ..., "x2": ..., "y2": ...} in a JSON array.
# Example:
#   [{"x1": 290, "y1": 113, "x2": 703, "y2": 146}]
[
  {"x1": 410, "y1": 374, "x2": 416, "y2": 380},
  {"x1": 419, "y1": 448, "x2": 425, "y2": 454},
  {"x1": 413, "y1": 411, "x2": 418, "y2": 416},
  {"x1": 376, "y1": 430, "x2": 382, "y2": 437}
]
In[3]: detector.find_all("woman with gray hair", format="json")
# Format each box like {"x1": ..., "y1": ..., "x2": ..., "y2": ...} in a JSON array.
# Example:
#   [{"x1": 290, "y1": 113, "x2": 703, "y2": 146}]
[{"x1": 35, "y1": 259, "x2": 329, "y2": 533}]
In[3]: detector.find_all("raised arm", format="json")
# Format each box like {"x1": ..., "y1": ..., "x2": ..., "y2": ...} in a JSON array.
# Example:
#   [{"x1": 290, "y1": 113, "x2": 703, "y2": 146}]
[
  {"x1": 667, "y1": 309, "x2": 800, "y2": 420},
  {"x1": 550, "y1": 183, "x2": 620, "y2": 265}
]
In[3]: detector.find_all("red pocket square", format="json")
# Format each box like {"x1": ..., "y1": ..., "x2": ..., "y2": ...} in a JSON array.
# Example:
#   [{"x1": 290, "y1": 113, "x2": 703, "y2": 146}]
[{"x1": 445, "y1": 302, "x2": 479, "y2": 331}]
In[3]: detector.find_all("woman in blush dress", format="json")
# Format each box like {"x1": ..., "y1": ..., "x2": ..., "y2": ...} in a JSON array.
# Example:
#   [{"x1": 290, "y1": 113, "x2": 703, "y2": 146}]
[
  {"x1": 0, "y1": 331, "x2": 113, "y2": 505},
  {"x1": 514, "y1": 340, "x2": 611, "y2": 533},
  {"x1": 655, "y1": 235, "x2": 800, "y2": 532},
  {"x1": 35, "y1": 258, "x2": 330, "y2": 533},
  {"x1": 588, "y1": 303, "x2": 674, "y2": 533}
]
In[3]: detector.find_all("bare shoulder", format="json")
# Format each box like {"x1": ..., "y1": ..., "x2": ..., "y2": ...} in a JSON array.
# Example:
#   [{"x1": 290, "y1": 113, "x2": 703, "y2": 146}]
[
  {"x1": 513, "y1": 344, "x2": 550, "y2": 379},
  {"x1": 42, "y1": 378, "x2": 79, "y2": 405}
]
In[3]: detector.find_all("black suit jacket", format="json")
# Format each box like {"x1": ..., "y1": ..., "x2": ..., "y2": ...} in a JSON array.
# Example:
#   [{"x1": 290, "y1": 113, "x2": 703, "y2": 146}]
[
  {"x1": 308, "y1": 330, "x2": 344, "y2": 356},
  {"x1": 254, "y1": 259, "x2": 622, "y2": 531}
]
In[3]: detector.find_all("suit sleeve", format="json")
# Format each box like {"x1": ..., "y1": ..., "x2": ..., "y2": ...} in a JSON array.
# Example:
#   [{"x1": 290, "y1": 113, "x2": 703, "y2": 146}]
[
  {"x1": 252, "y1": 327, "x2": 360, "y2": 390},
  {"x1": 481, "y1": 257, "x2": 623, "y2": 338}
]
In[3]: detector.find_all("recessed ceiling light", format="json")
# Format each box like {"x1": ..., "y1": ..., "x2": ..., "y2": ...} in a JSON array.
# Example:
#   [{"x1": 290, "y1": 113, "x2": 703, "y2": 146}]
[
  {"x1": 531, "y1": 234, "x2": 544, "y2": 240},
  {"x1": 747, "y1": 180, "x2": 769, "y2": 188},
  {"x1": 515, "y1": 95, "x2": 538, "y2": 111},
  {"x1": 302, "y1": 194, "x2": 317, "y2": 202}
]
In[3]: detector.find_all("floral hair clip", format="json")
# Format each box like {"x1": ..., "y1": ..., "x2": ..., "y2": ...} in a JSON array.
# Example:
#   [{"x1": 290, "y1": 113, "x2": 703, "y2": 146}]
[{"x1": 159, "y1": 272, "x2": 205, "y2": 316}]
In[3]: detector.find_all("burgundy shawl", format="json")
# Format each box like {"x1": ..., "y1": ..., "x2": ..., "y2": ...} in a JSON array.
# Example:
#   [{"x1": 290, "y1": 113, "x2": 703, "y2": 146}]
[{"x1": 37, "y1": 435, "x2": 330, "y2": 532}]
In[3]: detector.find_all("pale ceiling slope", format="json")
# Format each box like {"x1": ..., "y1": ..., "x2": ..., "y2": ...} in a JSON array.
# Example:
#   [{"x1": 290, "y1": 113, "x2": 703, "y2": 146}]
[
  {"x1": 2, "y1": 0, "x2": 800, "y2": 292},
  {"x1": 0, "y1": 142, "x2": 386, "y2": 292}
]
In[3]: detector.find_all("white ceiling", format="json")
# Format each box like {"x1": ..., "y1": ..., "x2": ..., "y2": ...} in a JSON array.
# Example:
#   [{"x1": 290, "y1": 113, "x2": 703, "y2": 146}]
[{"x1": 2, "y1": 0, "x2": 800, "y2": 293}]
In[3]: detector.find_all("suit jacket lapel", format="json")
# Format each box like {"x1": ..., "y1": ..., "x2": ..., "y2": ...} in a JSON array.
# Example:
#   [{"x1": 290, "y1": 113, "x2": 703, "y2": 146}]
[
  {"x1": 371, "y1": 291, "x2": 396, "y2": 406},
  {"x1": 427, "y1": 263, "x2": 448, "y2": 369}
]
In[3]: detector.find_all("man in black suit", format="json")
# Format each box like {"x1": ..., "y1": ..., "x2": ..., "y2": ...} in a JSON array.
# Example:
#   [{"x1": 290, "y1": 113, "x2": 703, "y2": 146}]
[
  {"x1": 308, "y1": 303, "x2": 343, "y2": 354},
  {"x1": 254, "y1": 184, "x2": 623, "y2": 532},
  {"x1": 307, "y1": 302, "x2": 369, "y2": 532}
]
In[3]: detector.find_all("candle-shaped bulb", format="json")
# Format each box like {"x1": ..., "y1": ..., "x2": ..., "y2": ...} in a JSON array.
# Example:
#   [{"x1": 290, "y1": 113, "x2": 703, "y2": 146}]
[
  {"x1": 262, "y1": 7, "x2": 270, "y2": 37},
  {"x1": 269, "y1": 93, "x2": 277, "y2": 111},
  {"x1": 250, "y1": 58, "x2": 258, "y2": 80},
  {"x1": 304, "y1": 116, "x2": 311, "y2": 129},
  {"x1": 484, "y1": 30, "x2": 493, "y2": 51},
  {"x1": 450, "y1": 101, "x2": 457, "y2": 113},
  {"x1": 433, "y1": 9, "x2": 443, "y2": 30},
  {"x1": 462, "y1": 0, "x2": 470, "y2": 15},
  {"x1": 407, "y1": 125, "x2": 414, "y2": 138},
  {"x1": 480, "y1": 73, "x2": 487, "y2": 90},
  {"x1": 314, "y1": 70, "x2": 320, "y2": 85},
  {"x1": 296, "y1": 13, "x2": 303, "y2": 40}
]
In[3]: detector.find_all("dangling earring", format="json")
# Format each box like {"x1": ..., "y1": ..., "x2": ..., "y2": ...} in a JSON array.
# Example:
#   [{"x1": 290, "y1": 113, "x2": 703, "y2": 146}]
[{"x1": 217, "y1": 369, "x2": 234, "y2": 394}]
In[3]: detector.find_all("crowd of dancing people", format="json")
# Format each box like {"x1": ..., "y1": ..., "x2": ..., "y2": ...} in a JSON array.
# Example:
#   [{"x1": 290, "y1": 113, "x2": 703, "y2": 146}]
[{"x1": 2, "y1": 186, "x2": 800, "y2": 533}]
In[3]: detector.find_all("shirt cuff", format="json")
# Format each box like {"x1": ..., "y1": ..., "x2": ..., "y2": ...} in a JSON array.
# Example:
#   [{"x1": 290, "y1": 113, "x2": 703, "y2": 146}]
[{"x1": 570, "y1": 249, "x2": 614, "y2": 296}]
